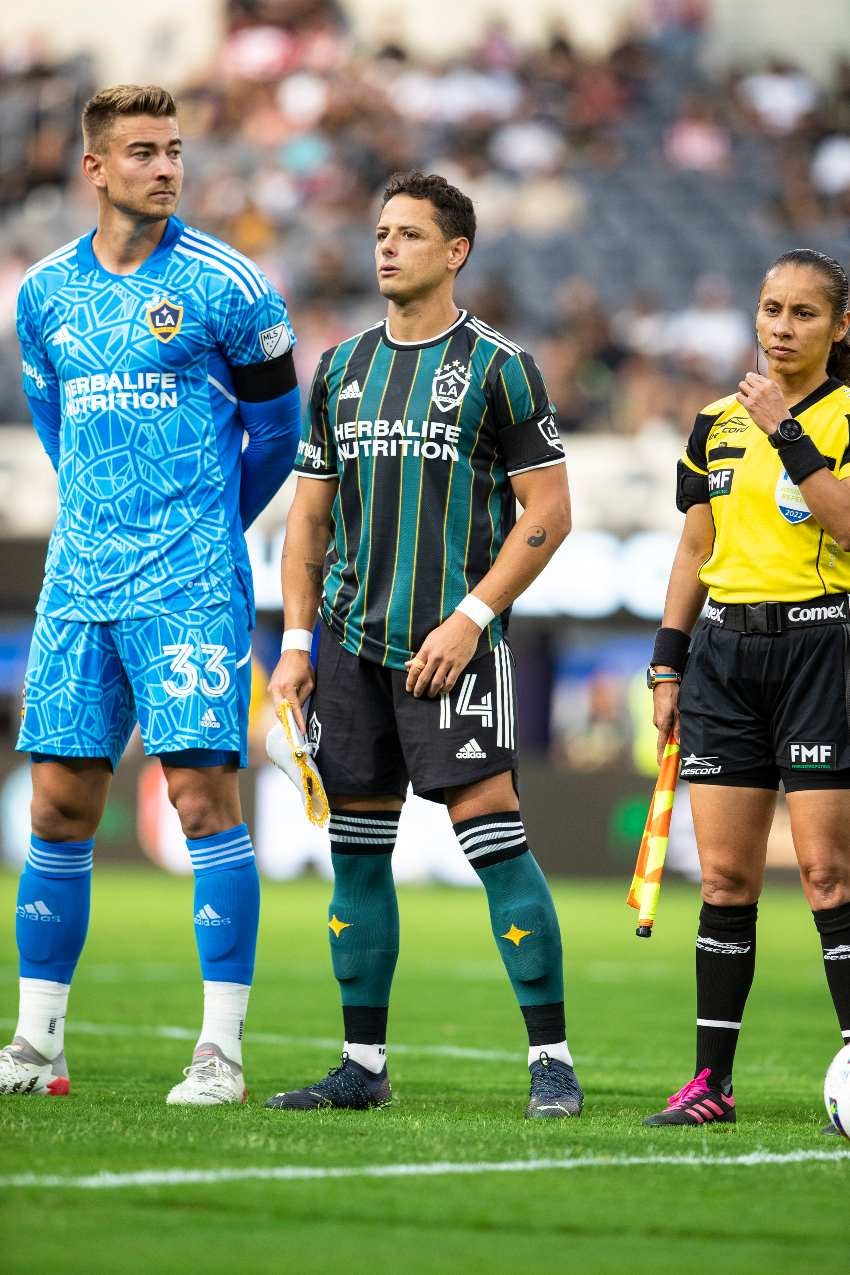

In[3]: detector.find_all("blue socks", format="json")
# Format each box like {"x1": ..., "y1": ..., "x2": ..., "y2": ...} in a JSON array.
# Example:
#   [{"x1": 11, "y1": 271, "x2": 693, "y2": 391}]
[
  {"x1": 186, "y1": 824, "x2": 259, "y2": 985},
  {"x1": 16, "y1": 836, "x2": 93, "y2": 983}
]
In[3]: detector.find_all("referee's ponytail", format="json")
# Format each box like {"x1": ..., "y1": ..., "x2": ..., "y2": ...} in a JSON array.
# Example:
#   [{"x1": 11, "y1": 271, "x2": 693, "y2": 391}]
[
  {"x1": 763, "y1": 249, "x2": 850, "y2": 386},
  {"x1": 827, "y1": 331, "x2": 850, "y2": 385}
]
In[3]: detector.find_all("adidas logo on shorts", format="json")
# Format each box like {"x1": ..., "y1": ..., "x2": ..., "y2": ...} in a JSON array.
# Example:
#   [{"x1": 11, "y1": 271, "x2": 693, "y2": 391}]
[
  {"x1": 456, "y1": 738, "x2": 487, "y2": 760},
  {"x1": 339, "y1": 379, "x2": 362, "y2": 401},
  {"x1": 200, "y1": 707, "x2": 221, "y2": 729}
]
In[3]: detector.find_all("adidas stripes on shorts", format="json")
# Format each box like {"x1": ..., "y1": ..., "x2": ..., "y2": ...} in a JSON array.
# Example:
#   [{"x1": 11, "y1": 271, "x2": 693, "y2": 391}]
[{"x1": 309, "y1": 623, "x2": 519, "y2": 802}]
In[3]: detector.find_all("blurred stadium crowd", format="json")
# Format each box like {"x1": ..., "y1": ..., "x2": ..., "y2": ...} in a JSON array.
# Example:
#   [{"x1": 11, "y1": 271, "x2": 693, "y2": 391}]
[{"x1": 1, "y1": 0, "x2": 850, "y2": 435}]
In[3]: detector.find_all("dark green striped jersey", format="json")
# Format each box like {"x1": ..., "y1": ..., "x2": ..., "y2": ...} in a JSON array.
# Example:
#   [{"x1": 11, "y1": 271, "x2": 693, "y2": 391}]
[{"x1": 294, "y1": 309, "x2": 565, "y2": 669}]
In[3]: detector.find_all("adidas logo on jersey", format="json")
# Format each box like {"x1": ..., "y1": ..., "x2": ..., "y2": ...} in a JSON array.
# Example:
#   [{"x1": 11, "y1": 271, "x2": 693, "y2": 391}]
[
  {"x1": 339, "y1": 379, "x2": 362, "y2": 401},
  {"x1": 194, "y1": 904, "x2": 231, "y2": 926},
  {"x1": 51, "y1": 325, "x2": 74, "y2": 346},
  {"x1": 456, "y1": 738, "x2": 487, "y2": 760},
  {"x1": 16, "y1": 900, "x2": 60, "y2": 922},
  {"x1": 201, "y1": 707, "x2": 221, "y2": 729}
]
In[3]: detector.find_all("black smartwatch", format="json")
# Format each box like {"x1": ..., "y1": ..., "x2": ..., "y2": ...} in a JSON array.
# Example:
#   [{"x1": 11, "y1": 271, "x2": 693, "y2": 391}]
[{"x1": 768, "y1": 417, "x2": 804, "y2": 448}]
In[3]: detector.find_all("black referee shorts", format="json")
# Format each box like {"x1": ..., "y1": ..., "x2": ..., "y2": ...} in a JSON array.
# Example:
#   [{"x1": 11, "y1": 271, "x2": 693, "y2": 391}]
[
  {"x1": 678, "y1": 619, "x2": 850, "y2": 791},
  {"x1": 309, "y1": 623, "x2": 519, "y2": 803}
]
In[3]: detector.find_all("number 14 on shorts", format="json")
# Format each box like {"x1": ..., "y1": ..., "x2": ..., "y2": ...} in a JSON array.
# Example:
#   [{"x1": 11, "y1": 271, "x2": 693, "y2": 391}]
[{"x1": 439, "y1": 672, "x2": 493, "y2": 729}]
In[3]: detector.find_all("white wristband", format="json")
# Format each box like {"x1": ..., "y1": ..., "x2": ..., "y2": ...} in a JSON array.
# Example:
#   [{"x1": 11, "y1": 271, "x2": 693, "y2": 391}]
[
  {"x1": 281, "y1": 628, "x2": 313, "y2": 653},
  {"x1": 455, "y1": 594, "x2": 496, "y2": 630}
]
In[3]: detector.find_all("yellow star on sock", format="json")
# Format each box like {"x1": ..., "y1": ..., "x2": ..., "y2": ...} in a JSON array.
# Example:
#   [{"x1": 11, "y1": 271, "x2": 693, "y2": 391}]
[
  {"x1": 328, "y1": 914, "x2": 352, "y2": 938},
  {"x1": 501, "y1": 923, "x2": 532, "y2": 946}
]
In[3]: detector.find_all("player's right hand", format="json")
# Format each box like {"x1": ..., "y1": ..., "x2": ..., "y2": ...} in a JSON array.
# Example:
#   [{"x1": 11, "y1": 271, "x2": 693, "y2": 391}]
[
  {"x1": 267, "y1": 651, "x2": 314, "y2": 735},
  {"x1": 652, "y1": 682, "x2": 680, "y2": 766}
]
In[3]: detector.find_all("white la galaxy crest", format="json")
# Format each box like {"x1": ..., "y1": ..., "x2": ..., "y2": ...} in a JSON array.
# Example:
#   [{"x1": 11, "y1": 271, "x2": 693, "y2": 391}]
[{"x1": 431, "y1": 360, "x2": 471, "y2": 412}]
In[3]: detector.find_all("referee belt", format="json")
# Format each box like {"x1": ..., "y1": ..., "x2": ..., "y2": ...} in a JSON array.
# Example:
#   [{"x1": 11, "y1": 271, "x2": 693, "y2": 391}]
[{"x1": 705, "y1": 594, "x2": 849, "y2": 634}]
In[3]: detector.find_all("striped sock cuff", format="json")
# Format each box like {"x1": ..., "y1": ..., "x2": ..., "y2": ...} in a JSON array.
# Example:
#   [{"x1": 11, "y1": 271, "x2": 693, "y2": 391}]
[
  {"x1": 27, "y1": 835, "x2": 94, "y2": 877},
  {"x1": 329, "y1": 810, "x2": 400, "y2": 854},
  {"x1": 453, "y1": 811, "x2": 528, "y2": 868},
  {"x1": 186, "y1": 824, "x2": 255, "y2": 875}
]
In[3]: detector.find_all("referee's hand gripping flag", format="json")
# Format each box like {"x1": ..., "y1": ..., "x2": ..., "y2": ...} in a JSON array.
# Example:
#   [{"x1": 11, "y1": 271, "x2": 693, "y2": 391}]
[
  {"x1": 266, "y1": 700, "x2": 330, "y2": 828},
  {"x1": 627, "y1": 732, "x2": 680, "y2": 937}
]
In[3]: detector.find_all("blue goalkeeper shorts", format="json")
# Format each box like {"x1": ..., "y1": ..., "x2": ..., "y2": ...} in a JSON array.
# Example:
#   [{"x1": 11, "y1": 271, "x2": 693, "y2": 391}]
[{"x1": 17, "y1": 588, "x2": 253, "y2": 770}]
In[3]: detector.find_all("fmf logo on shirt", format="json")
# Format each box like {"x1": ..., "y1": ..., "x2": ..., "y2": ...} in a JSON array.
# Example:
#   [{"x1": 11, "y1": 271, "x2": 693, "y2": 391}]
[
  {"x1": 708, "y1": 468, "x2": 734, "y2": 497},
  {"x1": 146, "y1": 297, "x2": 183, "y2": 343},
  {"x1": 789, "y1": 742, "x2": 836, "y2": 769}
]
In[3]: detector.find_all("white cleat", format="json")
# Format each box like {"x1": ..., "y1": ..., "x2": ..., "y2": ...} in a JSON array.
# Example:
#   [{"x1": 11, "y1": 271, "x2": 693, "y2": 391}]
[
  {"x1": 0, "y1": 1036, "x2": 70, "y2": 1096},
  {"x1": 166, "y1": 1042, "x2": 246, "y2": 1106}
]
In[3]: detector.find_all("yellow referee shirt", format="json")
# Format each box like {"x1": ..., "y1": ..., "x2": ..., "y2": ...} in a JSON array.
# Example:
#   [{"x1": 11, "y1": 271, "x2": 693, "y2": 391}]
[{"x1": 680, "y1": 377, "x2": 850, "y2": 603}]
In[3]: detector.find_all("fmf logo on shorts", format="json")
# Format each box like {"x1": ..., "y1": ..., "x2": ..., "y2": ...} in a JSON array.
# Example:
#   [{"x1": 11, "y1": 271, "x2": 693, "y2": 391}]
[
  {"x1": 789, "y1": 742, "x2": 836, "y2": 769},
  {"x1": 706, "y1": 603, "x2": 726, "y2": 623},
  {"x1": 787, "y1": 601, "x2": 846, "y2": 623},
  {"x1": 708, "y1": 468, "x2": 734, "y2": 497}
]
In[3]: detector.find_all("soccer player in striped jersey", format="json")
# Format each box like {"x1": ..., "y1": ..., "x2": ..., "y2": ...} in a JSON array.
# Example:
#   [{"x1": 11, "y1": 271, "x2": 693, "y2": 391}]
[
  {"x1": 265, "y1": 171, "x2": 583, "y2": 1118},
  {"x1": 1, "y1": 85, "x2": 300, "y2": 1105}
]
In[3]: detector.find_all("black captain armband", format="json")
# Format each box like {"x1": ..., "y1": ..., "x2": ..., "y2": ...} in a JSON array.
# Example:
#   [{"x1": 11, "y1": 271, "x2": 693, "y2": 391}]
[
  {"x1": 650, "y1": 627, "x2": 690, "y2": 674},
  {"x1": 231, "y1": 349, "x2": 297, "y2": 402},
  {"x1": 675, "y1": 460, "x2": 709, "y2": 512},
  {"x1": 777, "y1": 435, "x2": 829, "y2": 487}
]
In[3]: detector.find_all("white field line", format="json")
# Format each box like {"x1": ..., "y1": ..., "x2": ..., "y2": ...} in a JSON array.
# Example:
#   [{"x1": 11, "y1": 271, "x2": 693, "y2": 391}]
[
  {"x1": 2, "y1": 1149, "x2": 848, "y2": 1191},
  {"x1": 0, "y1": 1017, "x2": 518, "y2": 1064}
]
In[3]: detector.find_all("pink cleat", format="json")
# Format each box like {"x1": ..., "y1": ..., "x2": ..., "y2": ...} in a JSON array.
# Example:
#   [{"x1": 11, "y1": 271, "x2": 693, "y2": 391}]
[{"x1": 644, "y1": 1067, "x2": 736, "y2": 1126}]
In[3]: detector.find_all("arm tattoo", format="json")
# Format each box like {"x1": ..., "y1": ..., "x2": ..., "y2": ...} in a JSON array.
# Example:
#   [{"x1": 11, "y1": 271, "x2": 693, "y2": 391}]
[
  {"x1": 526, "y1": 527, "x2": 547, "y2": 548},
  {"x1": 305, "y1": 561, "x2": 323, "y2": 586}
]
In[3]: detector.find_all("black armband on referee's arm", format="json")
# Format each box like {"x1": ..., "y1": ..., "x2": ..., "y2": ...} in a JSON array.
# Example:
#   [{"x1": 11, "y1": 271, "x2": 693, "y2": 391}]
[
  {"x1": 675, "y1": 460, "x2": 709, "y2": 512},
  {"x1": 651, "y1": 627, "x2": 690, "y2": 674},
  {"x1": 778, "y1": 435, "x2": 829, "y2": 486}
]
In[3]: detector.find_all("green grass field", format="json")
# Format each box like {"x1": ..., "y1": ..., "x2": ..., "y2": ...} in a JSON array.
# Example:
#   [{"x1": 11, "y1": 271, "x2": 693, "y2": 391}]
[{"x1": 1, "y1": 869, "x2": 848, "y2": 1273}]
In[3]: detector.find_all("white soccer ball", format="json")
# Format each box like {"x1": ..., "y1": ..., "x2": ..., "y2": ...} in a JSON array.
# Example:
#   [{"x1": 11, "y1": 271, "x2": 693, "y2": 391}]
[{"x1": 823, "y1": 1044, "x2": 850, "y2": 1138}]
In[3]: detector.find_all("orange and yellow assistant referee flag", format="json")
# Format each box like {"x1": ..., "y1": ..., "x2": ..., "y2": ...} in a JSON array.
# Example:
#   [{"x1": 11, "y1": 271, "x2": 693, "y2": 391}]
[{"x1": 627, "y1": 731, "x2": 681, "y2": 937}]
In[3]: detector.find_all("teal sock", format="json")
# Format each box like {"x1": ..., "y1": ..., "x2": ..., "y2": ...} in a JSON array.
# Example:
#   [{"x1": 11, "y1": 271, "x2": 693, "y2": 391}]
[
  {"x1": 456, "y1": 813, "x2": 564, "y2": 1011},
  {"x1": 327, "y1": 811, "x2": 400, "y2": 1033}
]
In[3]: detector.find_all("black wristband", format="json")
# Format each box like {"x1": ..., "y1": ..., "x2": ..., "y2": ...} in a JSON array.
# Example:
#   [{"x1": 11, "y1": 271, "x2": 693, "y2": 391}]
[
  {"x1": 778, "y1": 434, "x2": 829, "y2": 486},
  {"x1": 651, "y1": 626, "x2": 690, "y2": 674}
]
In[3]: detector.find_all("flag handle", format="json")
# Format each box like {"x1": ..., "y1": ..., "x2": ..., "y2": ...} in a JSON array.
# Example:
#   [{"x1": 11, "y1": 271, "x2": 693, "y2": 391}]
[{"x1": 627, "y1": 731, "x2": 680, "y2": 937}]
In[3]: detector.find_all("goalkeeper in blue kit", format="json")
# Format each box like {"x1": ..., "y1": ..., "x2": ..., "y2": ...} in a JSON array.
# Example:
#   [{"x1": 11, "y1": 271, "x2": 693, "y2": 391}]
[{"x1": 2, "y1": 85, "x2": 300, "y2": 1104}]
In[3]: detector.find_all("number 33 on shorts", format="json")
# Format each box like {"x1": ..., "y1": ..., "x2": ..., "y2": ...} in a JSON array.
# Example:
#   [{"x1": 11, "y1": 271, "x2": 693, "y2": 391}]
[{"x1": 162, "y1": 642, "x2": 232, "y2": 698}]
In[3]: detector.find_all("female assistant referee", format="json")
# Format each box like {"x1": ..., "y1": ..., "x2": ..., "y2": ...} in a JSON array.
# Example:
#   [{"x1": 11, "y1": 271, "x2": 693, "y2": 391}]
[{"x1": 646, "y1": 248, "x2": 850, "y2": 1127}]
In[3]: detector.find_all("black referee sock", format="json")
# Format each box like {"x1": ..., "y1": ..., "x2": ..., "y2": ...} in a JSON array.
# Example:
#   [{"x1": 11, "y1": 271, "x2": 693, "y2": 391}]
[
  {"x1": 695, "y1": 901, "x2": 757, "y2": 1090},
  {"x1": 813, "y1": 902, "x2": 850, "y2": 1045}
]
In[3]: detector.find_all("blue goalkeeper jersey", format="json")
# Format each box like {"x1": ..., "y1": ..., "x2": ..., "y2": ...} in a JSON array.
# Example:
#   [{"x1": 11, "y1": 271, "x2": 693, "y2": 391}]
[{"x1": 17, "y1": 215, "x2": 298, "y2": 623}]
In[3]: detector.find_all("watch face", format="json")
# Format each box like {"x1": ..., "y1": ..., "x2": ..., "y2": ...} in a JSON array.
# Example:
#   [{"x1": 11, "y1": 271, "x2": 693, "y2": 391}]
[{"x1": 779, "y1": 419, "x2": 803, "y2": 443}]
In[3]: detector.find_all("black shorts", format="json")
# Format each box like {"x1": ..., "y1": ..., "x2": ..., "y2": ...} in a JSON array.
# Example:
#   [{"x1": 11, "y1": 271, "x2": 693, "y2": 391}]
[
  {"x1": 309, "y1": 623, "x2": 519, "y2": 802},
  {"x1": 678, "y1": 619, "x2": 850, "y2": 791}
]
